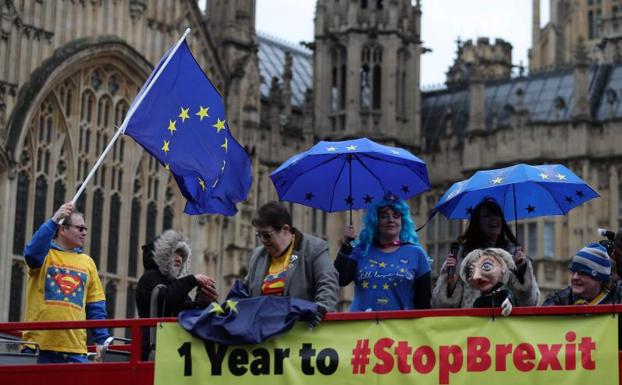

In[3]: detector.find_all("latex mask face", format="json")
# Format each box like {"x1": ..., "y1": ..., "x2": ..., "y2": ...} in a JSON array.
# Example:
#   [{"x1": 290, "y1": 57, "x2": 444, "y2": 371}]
[{"x1": 466, "y1": 254, "x2": 505, "y2": 293}]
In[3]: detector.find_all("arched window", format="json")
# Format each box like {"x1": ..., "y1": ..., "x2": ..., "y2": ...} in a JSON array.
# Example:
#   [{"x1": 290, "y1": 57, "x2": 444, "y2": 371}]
[
  {"x1": 33, "y1": 176, "x2": 48, "y2": 231},
  {"x1": 9, "y1": 261, "x2": 25, "y2": 322},
  {"x1": 361, "y1": 45, "x2": 382, "y2": 110},
  {"x1": 105, "y1": 281, "x2": 117, "y2": 318},
  {"x1": 107, "y1": 193, "x2": 121, "y2": 274},
  {"x1": 128, "y1": 197, "x2": 141, "y2": 277},
  {"x1": 146, "y1": 201, "x2": 157, "y2": 243},
  {"x1": 91, "y1": 189, "x2": 104, "y2": 266},
  {"x1": 13, "y1": 170, "x2": 30, "y2": 254},
  {"x1": 329, "y1": 46, "x2": 347, "y2": 130},
  {"x1": 53, "y1": 180, "x2": 66, "y2": 213}
]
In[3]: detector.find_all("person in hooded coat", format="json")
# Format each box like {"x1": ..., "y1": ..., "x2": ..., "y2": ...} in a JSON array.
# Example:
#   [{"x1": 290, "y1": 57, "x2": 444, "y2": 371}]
[{"x1": 136, "y1": 229, "x2": 218, "y2": 359}]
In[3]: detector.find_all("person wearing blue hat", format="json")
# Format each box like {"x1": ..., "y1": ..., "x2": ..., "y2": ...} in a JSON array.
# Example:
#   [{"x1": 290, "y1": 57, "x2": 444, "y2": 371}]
[{"x1": 543, "y1": 243, "x2": 622, "y2": 305}]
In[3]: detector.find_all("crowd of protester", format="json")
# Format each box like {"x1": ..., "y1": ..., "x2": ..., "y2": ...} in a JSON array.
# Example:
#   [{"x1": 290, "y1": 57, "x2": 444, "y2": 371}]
[{"x1": 19, "y1": 198, "x2": 622, "y2": 363}]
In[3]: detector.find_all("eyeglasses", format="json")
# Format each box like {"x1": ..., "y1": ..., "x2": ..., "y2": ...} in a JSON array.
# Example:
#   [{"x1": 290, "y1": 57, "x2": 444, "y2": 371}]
[
  {"x1": 255, "y1": 229, "x2": 276, "y2": 241},
  {"x1": 66, "y1": 224, "x2": 88, "y2": 233}
]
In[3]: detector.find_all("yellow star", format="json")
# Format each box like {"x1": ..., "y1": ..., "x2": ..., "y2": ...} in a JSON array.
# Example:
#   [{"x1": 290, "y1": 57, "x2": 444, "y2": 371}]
[
  {"x1": 346, "y1": 145, "x2": 357, "y2": 151},
  {"x1": 213, "y1": 118, "x2": 226, "y2": 133},
  {"x1": 539, "y1": 173, "x2": 549, "y2": 179},
  {"x1": 162, "y1": 140, "x2": 170, "y2": 154},
  {"x1": 362, "y1": 280, "x2": 369, "y2": 288},
  {"x1": 326, "y1": 147, "x2": 337, "y2": 152},
  {"x1": 400, "y1": 268, "x2": 405, "y2": 273},
  {"x1": 208, "y1": 303, "x2": 225, "y2": 315},
  {"x1": 373, "y1": 284, "x2": 377, "y2": 289},
  {"x1": 179, "y1": 107, "x2": 190, "y2": 122},
  {"x1": 167, "y1": 119, "x2": 177, "y2": 135},
  {"x1": 555, "y1": 173, "x2": 566, "y2": 180},
  {"x1": 225, "y1": 300, "x2": 238, "y2": 313},
  {"x1": 379, "y1": 262, "x2": 386, "y2": 268},
  {"x1": 221, "y1": 137, "x2": 228, "y2": 152},
  {"x1": 383, "y1": 283, "x2": 389, "y2": 290},
  {"x1": 164, "y1": 163, "x2": 170, "y2": 171},
  {"x1": 196, "y1": 106, "x2": 209, "y2": 121},
  {"x1": 198, "y1": 177, "x2": 206, "y2": 191},
  {"x1": 492, "y1": 177, "x2": 503, "y2": 184}
]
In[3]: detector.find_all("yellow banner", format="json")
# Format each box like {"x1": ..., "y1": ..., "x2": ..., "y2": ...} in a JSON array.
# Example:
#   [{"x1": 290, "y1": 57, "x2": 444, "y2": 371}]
[{"x1": 155, "y1": 315, "x2": 618, "y2": 385}]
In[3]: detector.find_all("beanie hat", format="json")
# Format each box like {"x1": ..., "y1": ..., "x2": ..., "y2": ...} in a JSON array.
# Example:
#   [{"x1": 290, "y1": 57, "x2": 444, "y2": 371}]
[{"x1": 570, "y1": 242, "x2": 611, "y2": 283}]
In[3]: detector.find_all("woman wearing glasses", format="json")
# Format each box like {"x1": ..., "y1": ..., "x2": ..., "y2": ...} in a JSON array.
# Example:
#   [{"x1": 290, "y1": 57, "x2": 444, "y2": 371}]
[
  {"x1": 334, "y1": 197, "x2": 432, "y2": 311},
  {"x1": 244, "y1": 201, "x2": 339, "y2": 326}
]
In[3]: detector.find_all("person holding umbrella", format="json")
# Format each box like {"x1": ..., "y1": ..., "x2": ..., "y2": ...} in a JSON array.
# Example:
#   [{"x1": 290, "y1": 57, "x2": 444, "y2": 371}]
[
  {"x1": 334, "y1": 196, "x2": 432, "y2": 311},
  {"x1": 432, "y1": 198, "x2": 540, "y2": 308}
]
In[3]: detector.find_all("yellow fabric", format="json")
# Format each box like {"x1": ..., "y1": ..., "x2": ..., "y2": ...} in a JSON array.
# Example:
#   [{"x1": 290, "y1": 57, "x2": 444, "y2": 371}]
[
  {"x1": 574, "y1": 289, "x2": 609, "y2": 305},
  {"x1": 261, "y1": 235, "x2": 295, "y2": 296},
  {"x1": 23, "y1": 248, "x2": 105, "y2": 354}
]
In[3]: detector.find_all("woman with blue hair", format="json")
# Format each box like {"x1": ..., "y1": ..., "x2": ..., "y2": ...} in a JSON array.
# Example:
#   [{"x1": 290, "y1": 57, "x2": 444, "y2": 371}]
[{"x1": 334, "y1": 197, "x2": 432, "y2": 311}]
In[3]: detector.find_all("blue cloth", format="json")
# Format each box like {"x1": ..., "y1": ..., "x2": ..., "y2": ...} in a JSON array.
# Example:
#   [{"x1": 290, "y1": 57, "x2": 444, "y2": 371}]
[
  {"x1": 349, "y1": 244, "x2": 431, "y2": 311},
  {"x1": 124, "y1": 40, "x2": 252, "y2": 216},
  {"x1": 178, "y1": 280, "x2": 317, "y2": 345}
]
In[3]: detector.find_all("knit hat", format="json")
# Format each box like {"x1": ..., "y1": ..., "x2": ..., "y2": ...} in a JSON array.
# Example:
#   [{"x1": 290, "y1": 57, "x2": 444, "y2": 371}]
[{"x1": 570, "y1": 242, "x2": 611, "y2": 282}]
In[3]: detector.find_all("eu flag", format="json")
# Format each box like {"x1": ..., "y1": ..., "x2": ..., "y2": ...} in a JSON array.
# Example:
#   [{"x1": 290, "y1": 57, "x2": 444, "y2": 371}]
[
  {"x1": 124, "y1": 38, "x2": 252, "y2": 215},
  {"x1": 178, "y1": 280, "x2": 318, "y2": 345}
]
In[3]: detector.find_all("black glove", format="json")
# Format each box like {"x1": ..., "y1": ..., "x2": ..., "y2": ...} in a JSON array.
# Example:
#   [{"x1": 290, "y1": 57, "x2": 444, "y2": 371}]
[{"x1": 309, "y1": 304, "x2": 327, "y2": 328}]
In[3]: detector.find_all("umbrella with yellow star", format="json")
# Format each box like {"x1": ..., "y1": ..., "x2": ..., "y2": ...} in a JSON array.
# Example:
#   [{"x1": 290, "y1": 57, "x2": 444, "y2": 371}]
[
  {"x1": 432, "y1": 163, "x2": 599, "y2": 233},
  {"x1": 270, "y1": 137, "x2": 430, "y2": 223}
]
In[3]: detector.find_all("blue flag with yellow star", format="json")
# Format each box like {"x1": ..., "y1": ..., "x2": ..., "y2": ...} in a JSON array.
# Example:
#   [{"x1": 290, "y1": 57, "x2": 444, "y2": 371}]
[
  {"x1": 124, "y1": 40, "x2": 252, "y2": 215},
  {"x1": 178, "y1": 280, "x2": 317, "y2": 345}
]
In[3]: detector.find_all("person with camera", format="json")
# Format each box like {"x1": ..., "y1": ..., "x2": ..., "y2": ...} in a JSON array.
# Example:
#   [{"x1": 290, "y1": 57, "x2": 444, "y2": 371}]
[
  {"x1": 136, "y1": 229, "x2": 218, "y2": 360},
  {"x1": 432, "y1": 198, "x2": 540, "y2": 308}
]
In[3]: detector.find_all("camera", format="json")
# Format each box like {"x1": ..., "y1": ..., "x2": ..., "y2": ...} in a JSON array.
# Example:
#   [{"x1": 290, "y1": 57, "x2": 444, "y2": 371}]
[{"x1": 597, "y1": 228, "x2": 616, "y2": 258}]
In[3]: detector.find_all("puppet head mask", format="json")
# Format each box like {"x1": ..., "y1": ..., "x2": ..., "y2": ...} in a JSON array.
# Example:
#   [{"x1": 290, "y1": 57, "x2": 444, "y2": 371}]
[{"x1": 460, "y1": 248, "x2": 515, "y2": 293}]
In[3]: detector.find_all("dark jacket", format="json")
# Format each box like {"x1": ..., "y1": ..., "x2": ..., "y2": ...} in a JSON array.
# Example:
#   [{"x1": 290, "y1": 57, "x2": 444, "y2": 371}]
[
  {"x1": 542, "y1": 283, "x2": 622, "y2": 306},
  {"x1": 136, "y1": 230, "x2": 205, "y2": 360}
]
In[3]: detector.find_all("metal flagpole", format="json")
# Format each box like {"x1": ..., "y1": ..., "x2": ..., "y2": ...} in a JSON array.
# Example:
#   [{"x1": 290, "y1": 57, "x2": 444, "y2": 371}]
[{"x1": 67, "y1": 28, "x2": 192, "y2": 210}]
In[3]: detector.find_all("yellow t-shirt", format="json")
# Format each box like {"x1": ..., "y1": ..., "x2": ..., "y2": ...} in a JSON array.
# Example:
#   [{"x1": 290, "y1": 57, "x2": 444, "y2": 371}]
[
  {"x1": 23, "y1": 248, "x2": 105, "y2": 354},
  {"x1": 261, "y1": 236, "x2": 295, "y2": 297}
]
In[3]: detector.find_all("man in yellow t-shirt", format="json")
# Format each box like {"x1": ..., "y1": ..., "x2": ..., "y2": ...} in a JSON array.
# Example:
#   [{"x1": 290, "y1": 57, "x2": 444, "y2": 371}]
[{"x1": 22, "y1": 202, "x2": 109, "y2": 363}]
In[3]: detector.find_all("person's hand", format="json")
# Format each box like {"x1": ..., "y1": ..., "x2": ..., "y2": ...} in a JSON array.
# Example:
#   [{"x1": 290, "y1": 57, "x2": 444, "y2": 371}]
[
  {"x1": 52, "y1": 202, "x2": 74, "y2": 224},
  {"x1": 513, "y1": 247, "x2": 527, "y2": 268},
  {"x1": 197, "y1": 283, "x2": 219, "y2": 303},
  {"x1": 195, "y1": 274, "x2": 218, "y2": 303},
  {"x1": 308, "y1": 305, "x2": 327, "y2": 329},
  {"x1": 343, "y1": 224, "x2": 356, "y2": 245},
  {"x1": 444, "y1": 255, "x2": 458, "y2": 292},
  {"x1": 194, "y1": 274, "x2": 215, "y2": 288},
  {"x1": 95, "y1": 344, "x2": 104, "y2": 362},
  {"x1": 501, "y1": 298, "x2": 513, "y2": 317}
]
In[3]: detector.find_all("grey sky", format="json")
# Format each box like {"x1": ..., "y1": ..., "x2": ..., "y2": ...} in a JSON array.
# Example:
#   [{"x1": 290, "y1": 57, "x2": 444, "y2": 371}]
[{"x1": 255, "y1": 0, "x2": 551, "y2": 88}]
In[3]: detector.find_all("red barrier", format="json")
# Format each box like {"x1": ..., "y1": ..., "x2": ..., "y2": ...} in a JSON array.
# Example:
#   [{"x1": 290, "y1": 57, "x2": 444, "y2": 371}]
[{"x1": 0, "y1": 306, "x2": 619, "y2": 385}]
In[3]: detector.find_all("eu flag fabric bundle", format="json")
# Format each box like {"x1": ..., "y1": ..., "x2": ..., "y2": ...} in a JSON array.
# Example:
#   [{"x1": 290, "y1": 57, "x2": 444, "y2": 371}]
[
  {"x1": 178, "y1": 280, "x2": 317, "y2": 345},
  {"x1": 124, "y1": 39, "x2": 252, "y2": 215}
]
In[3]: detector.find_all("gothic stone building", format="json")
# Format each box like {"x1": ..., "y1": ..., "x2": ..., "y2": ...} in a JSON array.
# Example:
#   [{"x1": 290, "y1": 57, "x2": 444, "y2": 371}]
[{"x1": 1, "y1": 0, "x2": 621, "y2": 321}]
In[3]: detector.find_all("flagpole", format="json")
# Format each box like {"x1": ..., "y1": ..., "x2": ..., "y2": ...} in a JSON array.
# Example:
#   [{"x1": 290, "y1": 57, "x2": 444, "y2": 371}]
[{"x1": 66, "y1": 28, "x2": 192, "y2": 210}]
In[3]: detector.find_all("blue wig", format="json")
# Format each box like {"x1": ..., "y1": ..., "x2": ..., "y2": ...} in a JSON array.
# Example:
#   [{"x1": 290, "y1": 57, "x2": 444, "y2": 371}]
[{"x1": 355, "y1": 197, "x2": 421, "y2": 257}]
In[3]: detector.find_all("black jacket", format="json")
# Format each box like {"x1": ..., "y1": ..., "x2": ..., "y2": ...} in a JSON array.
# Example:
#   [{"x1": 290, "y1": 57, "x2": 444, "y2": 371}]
[{"x1": 135, "y1": 230, "x2": 206, "y2": 360}]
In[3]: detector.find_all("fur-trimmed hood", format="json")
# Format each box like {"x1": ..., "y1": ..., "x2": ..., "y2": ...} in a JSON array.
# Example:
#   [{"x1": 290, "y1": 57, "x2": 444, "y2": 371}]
[{"x1": 142, "y1": 230, "x2": 191, "y2": 280}]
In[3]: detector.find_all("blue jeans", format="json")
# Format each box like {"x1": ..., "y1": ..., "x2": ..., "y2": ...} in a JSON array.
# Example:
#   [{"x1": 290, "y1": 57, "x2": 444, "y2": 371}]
[{"x1": 22, "y1": 347, "x2": 88, "y2": 363}]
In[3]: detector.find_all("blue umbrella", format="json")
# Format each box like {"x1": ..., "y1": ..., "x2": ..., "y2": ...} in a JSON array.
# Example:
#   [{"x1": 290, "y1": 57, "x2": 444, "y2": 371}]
[
  {"x1": 433, "y1": 164, "x2": 599, "y2": 228},
  {"x1": 271, "y1": 138, "x2": 430, "y2": 222}
]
